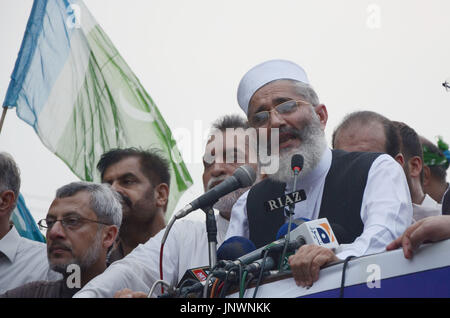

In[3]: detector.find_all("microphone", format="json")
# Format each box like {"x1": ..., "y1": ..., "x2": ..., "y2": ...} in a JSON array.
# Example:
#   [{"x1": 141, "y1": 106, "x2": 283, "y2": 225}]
[
  {"x1": 264, "y1": 154, "x2": 306, "y2": 212},
  {"x1": 175, "y1": 165, "x2": 256, "y2": 219},
  {"x1": 291, "y1": 154, "x2": 304, "y2": 174},
  {"x1": 275, "y1": 218, "x2": 310, "y2": 240},
  {"x1": 280, "y1": 154, "x2": 305, "y2": 270},
  {"x1": 222, "y1": 218, "x2": 340, "y2": 268},
  {"x1": 244, "y1": 256, "x2": 276, "y2": 274},
  {"x1": 217, "y1": 236, "x2": 256, "y2": 261}
]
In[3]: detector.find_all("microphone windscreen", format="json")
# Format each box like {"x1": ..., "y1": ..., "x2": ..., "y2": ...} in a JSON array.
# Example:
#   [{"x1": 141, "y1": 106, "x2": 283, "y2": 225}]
[
  {"x1": 291, "y1": 154, "x2": 304, "y2": 171},
  {"x1": 233, "y1": 165, "x2": 256, "y2": 188},
  {"x1": 275, "y1": 218, "x2": 310, "y2": 240},
  {"x1": 217, "y1": 236, "x2": 256, "y2": 261}
]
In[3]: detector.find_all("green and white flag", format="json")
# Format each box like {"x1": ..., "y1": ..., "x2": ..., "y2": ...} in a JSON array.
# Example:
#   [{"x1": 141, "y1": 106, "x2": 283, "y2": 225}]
[{"x1": 3, "y1": 0, "x2": 192, "y2": 217}]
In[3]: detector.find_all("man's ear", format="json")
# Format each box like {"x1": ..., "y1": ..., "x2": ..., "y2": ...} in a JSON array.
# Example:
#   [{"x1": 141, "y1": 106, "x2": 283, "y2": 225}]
[
  {"x1": 408, "y1": 156, "x2": 423, "y2": 178},
  {"x1": 154, "y1": 183, "x2": 169, "y2": 210},
  {"x1": 0, "y1": 190, "x2": 16, "y2": 216},
  {"x1": 394, "y1": 153, "x2": 405, "y2": 166},
  {"x1": 315, "y1": 104, "x2": 328, "y2": 130},
  {"x1": 102, "y1": 225, "x2": 119, "y2": 250}
]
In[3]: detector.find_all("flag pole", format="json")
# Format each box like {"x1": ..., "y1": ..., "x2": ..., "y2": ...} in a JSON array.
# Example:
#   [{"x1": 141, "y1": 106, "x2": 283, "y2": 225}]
[{"x1": 0, "y1": 106, "x2": 8, "y2": 135}]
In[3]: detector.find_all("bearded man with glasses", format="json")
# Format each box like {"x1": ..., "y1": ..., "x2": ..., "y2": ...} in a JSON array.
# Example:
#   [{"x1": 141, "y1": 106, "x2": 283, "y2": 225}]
[
  {"x1": 1, "y1": 182, "x2": 122, "y2": 298},
  {"x1": 225, "y1": 59, "x2": 413, "y2": 288}
]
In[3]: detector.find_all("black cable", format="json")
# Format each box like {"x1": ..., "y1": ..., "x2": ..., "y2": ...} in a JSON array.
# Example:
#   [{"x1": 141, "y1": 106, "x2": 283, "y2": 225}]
[
  {"x1": 219, "y1": 271, "x2": 232, "y2": 298},
  {"x1": 178, "y1": 278, "x2": 204, "y2": 298},
  {"x1": 244, "y1": 272, "x2": 256, "y2": 291},
  {"x1": 238, "y1": 263, "x2": 243, "y2": 296},
  {"x1": 339, "y1": 255, "x2": 355, "y2": 298},
  {"x1": 252, "y1": 249, "x2": 270, "y2": 298}
]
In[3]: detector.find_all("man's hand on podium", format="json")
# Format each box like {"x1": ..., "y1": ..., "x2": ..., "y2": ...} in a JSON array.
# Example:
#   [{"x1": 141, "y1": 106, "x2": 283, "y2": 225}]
[
  {"x1": 114, "y1": 288, "x2": 147, "y2": 298},
  {"x1": 288, "y1": 245, "x2": 339, "y2": 288},
  {"x1": 386, "y1": 215, "x2": 450, "y2": 259}
]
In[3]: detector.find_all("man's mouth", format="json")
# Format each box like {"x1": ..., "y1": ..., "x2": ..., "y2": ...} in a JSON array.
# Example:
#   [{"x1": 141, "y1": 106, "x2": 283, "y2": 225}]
[
  {"x1": 207, "y1": 176, "x2": 228, "y2": 191},
  {"x1": 119, "y1": 193, "x2": 133, "y2": 209},
  {"x1": 279, "y1": 132, "x2": 299, "y2": 149},
  {"x1": 49, "y1": 244, "x2": 71, "y2": 255},
  {"x1": 210, "y1": 180, "x2": 223, "y2": 189}
]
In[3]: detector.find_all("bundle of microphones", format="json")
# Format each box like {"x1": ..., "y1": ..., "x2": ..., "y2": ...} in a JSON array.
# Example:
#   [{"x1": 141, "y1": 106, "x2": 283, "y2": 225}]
[
  {"x1": 165, "y1": 216, "x2": 341, "y2": 298},
  {"x1": 158, "y1": 155, "x2": 344, "y2": 298}
]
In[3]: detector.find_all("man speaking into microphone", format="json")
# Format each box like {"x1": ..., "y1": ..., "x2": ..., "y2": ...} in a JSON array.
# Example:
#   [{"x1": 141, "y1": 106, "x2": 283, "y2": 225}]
[{"x1": 226, "y1": 59, "x2": 413, "y2": 288}]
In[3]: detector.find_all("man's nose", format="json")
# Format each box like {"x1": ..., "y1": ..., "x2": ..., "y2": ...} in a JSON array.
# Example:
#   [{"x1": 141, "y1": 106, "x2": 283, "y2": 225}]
[
  {"x1": 268, "y1": 109, "x2": 287, "y2": 129},
  {"x1": 47, "y1": 220, "x2": 66, "y2": 241},
  {"x1": 109, "y1": 180, "x2": 124, "y2": 194},
  {"x1": 211, "y1": 162, "x2": 227, "y2": 177}
]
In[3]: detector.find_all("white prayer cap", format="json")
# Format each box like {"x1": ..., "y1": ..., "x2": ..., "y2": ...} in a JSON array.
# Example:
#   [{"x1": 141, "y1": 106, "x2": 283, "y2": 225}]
[{"x1": 237, "y1": 59, "x2": 310, "y2": 115}]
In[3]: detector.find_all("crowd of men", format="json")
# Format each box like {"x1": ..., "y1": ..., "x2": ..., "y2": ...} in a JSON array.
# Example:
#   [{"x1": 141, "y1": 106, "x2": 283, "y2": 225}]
[{"x1": 1, "y1": 59, "x2": 450, "y2": 298}]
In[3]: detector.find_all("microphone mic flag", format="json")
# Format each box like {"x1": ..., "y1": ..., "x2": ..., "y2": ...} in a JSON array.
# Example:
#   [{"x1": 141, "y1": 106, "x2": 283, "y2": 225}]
[
  {"x1": 217, "y1": 236, "x2": 256, "y2": 261},
  {"x1": 264, "y1": 189, "x2": 306, "y2": 212}
]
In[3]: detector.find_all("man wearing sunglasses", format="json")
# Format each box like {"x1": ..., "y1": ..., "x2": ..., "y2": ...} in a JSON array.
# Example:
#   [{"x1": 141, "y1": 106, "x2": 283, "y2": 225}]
[
  {"x1": 1, "y1": 182, "x2": 121, "y2": 297},
  {"x1": 226, "y1": 59, "x2": 413, "y2": 288}
]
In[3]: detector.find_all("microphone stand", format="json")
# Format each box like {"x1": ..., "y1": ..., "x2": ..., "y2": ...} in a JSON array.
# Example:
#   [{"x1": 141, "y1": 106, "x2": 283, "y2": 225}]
[
  {"x1": 202, "y1": 205, "x2": 218, "y2": 269},
  {"x1": 280, "y1": 169, "x2": 300, "y2": 271}
]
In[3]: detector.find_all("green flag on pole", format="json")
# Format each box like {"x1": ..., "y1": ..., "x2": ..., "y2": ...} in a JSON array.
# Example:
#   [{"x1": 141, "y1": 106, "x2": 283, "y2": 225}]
[{"x1": 3, "y1": 0, "x2": 192, "y2": 217}]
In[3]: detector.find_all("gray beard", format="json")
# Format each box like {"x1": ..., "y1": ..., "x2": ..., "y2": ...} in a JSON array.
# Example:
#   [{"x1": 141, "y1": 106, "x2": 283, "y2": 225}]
[
  {"x1": 213, "y1": 187, "x2": 249, "y2": 216},
  {"x1": 207, "y1": 175, "x2": 251, "y2": 218},
  {"x1": 268, "y1": 114, "x2": 327, "y2": 184},
  {"x1": 49, "y1": 230, "x2": 103, "y2": 274}
]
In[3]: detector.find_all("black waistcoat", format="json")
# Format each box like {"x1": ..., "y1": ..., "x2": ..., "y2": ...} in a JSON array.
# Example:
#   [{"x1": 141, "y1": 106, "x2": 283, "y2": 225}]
[{"x1": 246, "y1": 150, "x2": 382, "y2": 248}]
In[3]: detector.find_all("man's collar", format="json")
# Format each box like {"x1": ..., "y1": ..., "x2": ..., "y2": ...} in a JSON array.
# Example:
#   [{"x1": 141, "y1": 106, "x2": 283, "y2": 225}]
[{"x1": 0, "y1": 226, "x2": 21, "y2": 262}]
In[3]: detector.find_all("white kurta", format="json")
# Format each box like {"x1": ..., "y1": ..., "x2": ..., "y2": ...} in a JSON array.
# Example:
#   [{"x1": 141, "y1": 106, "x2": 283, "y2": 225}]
[
  {"x1": 74, "y1": 213, "x2": 229, "y2": 298},
  {"x1": 225, "y1": 148, "x2": 413, "y2": 260},
  {"x1": 412, "y1": 194, "x2": 442, "y2": 222},
  {"x1": 0, "y1": 226, "x2": 61, "y2": 294}
]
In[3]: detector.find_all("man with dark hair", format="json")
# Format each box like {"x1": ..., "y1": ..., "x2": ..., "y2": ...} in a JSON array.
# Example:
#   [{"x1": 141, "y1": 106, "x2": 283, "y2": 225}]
[
  {"x1": 203, "y1": 114, "x2": 254, "y2": 234},
  {"x1": 392, "y1": 122, "x2": 441, "y2": 221},
  {"x1": 97, "y1": 148, "x2": 170, "y2": 263},
  {"x1": 420, "y1": 136, "x2": 450, "y2": 204},
  {"x1": 332, "y1": 110, "x2": 400, "y2": 158},
  {"x1": 0, "y1": 152, "x2": 60, "y2": 293},
  {"x1": 334, "y1": 114, "x2": 440, "y2": 221},
  {"x1": 75, "y1": 115, "x2": 260, "y2": 297},
  {"x1": 1, "y1": 182, "x2": 121, "y2": 297}
]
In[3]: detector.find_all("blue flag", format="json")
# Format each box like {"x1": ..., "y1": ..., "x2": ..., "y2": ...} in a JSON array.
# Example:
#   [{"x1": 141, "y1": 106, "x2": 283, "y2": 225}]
[
  {"x1": 11, "y1": 193, "x2": 45, "y2": 243},
  {"x1": 3, "y1": 0, "x2": 192, "y2": 219}
]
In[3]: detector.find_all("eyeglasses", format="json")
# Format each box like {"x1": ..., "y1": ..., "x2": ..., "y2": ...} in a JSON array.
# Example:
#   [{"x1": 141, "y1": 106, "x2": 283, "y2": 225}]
[
  {"x1": 249, "y1": 99, "x2": 311, "y2": 127},
  {"x1": 38, "y1": 215, "x2": 111, "y2": 231}
]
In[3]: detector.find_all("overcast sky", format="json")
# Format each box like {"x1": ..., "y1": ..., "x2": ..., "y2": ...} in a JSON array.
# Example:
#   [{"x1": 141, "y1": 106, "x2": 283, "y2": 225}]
[{"x1": 1, "y1": 0, "x2": 449, "y2": 223}]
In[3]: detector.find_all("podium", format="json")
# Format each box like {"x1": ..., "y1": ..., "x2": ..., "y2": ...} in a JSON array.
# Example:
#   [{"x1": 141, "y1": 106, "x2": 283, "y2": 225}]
[{"x1": 226, "y1": 238, "x2": 450, "y2": 298}]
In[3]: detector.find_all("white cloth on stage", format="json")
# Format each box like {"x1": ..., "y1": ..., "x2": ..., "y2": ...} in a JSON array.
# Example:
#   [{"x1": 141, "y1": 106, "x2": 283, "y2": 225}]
[{"x1": 412, "y1": 194, "x2": 441, "y2": 222}]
